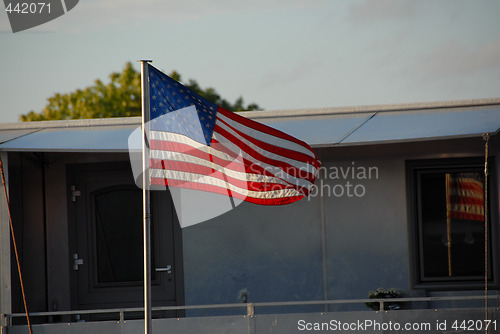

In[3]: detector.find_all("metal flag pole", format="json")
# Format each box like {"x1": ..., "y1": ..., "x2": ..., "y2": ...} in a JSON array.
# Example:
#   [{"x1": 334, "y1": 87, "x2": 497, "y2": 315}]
[
  {"x1": 445, "y1": 173, "x2": 452, "y2": 277},
  {"x1": 140, "y1": 59, "x2": 153, "y2": 334}
]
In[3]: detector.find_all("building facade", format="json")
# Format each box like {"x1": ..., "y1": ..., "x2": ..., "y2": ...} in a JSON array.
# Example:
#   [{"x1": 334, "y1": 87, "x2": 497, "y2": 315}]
[{"x1": 1, "y1": 99, "x2": 499, "y2": 332}]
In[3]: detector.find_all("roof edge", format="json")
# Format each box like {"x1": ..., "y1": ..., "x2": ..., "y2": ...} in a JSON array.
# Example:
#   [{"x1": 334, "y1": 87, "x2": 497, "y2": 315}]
[
  {"x1": 244, "y1": 97, "x2": 500, "y2": 119},
  {"x1": 0, "y1": 116, "x2": 141, "y2": 131},
  {"x1": 1, "y1": 97, "x2": 499, "y2": 130}
]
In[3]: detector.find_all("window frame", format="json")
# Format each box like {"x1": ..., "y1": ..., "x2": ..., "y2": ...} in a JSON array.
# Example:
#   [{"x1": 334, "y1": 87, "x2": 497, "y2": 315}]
[{"x1": 406, "y1": 157, "x2": 498, "y2": 290}]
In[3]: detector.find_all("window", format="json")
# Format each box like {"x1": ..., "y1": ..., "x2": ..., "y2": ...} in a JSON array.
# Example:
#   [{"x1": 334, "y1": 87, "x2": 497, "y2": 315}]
[
  {"x1": 407, "y1": 158, "x2": 497, "y2": 288},
  {"x1": 93, "y1": 186, "x2": 155, "y2": 285}
]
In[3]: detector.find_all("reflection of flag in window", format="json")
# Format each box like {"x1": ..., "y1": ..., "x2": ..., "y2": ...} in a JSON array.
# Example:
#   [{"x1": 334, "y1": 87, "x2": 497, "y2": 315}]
[
  {"x1": 445, "y1": 172, "x2": 485, "y2": 222},
  {"x1": 444, "y1": 172, "x2": 485, "y2": 277}
]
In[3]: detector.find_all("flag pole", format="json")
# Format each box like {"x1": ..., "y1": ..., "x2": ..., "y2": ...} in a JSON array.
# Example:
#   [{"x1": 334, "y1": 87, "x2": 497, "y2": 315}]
[
  {"x1": 140, "y1": 59, "x2": 153, "y2": 334},
  {"x1": 445, "y1": 173, "x2": 452, "y2": 277}
]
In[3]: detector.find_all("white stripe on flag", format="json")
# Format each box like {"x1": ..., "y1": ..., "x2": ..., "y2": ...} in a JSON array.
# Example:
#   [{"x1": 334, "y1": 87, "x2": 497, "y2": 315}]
[{"x1": 149, "y1": 168, "x2": 303, "y2": 199}]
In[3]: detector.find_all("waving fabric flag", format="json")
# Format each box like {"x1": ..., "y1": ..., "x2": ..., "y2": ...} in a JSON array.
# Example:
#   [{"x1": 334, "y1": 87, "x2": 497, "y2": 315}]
[{"x1": 146, "y1": 64, "x2": 320, "y2": 205}]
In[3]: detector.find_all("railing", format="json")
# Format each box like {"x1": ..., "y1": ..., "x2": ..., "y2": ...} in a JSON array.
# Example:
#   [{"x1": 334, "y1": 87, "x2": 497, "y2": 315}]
[{"x1": 2, "y1": 294, "x2": 499, "y2": 327}]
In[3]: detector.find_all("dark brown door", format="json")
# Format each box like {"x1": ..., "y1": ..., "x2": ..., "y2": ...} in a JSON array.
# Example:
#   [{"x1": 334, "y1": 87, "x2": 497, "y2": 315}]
[{"x1": 68, "y1": 162, "x2": 182, "y2": 310}]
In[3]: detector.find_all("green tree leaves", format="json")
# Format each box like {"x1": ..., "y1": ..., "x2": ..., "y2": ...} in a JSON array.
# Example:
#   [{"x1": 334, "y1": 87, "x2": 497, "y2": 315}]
[{"x1": 20, "y1": 62, "x2": 262, "y2": 121}]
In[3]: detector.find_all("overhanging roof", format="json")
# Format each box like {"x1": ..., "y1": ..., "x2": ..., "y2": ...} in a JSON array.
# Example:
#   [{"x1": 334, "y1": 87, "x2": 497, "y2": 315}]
[{"x1": 0, "y1": 98, "x2": 499, "y2": 152}]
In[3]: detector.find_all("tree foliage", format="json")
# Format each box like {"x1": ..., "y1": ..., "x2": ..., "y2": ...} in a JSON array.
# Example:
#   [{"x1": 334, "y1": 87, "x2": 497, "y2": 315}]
[{"x1": 20, "y1": 62, "x2": 262, "y2": 121}]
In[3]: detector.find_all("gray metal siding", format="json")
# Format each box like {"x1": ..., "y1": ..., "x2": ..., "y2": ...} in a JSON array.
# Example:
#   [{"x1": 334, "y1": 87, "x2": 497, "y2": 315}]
[
  {"x1": 321, "y1": 158, "x2": 409, "y2": 304},
  {"x1": 181, "y1": 197, "x2": 324, "y2": 315}
]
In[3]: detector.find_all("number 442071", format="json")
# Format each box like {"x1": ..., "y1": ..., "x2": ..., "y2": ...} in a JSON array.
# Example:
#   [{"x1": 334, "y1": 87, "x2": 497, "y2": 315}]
[
  {"x1": 452, "y1": 320, "x2": 496, "y2": 331},
  {"x1": 5, "y1": 2, "x2": 51, "y2": 14}
]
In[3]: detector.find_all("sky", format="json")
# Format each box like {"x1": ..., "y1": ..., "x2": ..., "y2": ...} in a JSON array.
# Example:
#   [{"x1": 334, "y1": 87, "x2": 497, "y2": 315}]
[{"x1": 1, "y1": 0, "x2": 499, "y2": 123}]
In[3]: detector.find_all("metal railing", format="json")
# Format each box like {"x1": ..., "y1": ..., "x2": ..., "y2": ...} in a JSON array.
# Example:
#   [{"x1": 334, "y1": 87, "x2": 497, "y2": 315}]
[{"x1": 2, "y1": 294, "x2": 499, "y2": 327}]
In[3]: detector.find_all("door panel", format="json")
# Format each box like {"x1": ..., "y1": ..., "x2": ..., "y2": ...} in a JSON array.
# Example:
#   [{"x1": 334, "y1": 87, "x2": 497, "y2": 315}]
[
  {"x1": 93, "y1": 186, "x2": 144, "y2": 285},
  {"x1": 68, "y1": 162, "x2": 181, "y2": 310}
]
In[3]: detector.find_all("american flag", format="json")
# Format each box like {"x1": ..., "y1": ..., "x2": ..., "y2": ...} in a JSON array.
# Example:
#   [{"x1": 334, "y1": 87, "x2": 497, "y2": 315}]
[
  {"x1": 146, "y1": 65, "x2": 320, "y2": 205},
  {"x1": 445, "y1": 172, "x2": 484, "y2": 221}
]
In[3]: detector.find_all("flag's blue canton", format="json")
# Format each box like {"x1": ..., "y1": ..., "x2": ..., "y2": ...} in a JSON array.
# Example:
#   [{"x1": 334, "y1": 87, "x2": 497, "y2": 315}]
[{"x1": 148, "y1": 65, "x2": 217, "y2": 146}]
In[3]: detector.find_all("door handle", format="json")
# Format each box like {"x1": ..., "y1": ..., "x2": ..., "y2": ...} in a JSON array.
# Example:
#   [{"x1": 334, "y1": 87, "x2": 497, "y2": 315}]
[{"x1": 155, "y1": 265, "x2": 172, "y2": 274}]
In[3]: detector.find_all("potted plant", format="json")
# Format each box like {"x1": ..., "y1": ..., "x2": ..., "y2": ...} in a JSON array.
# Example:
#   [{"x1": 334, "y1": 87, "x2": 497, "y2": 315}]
[{"x1": 365, "y1": 288, "x2": 404, "y2": 311}]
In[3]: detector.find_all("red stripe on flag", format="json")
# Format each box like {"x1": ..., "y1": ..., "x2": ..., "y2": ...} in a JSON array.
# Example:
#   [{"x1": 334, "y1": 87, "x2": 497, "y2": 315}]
[
  {"x1": 449, "y1": 212, "x2": 484, "y2": 221},
  {"x1": 149, "y1": 158, "x2": 293, "y2": 192},
  {"x1": 448, "y1": 195, "x2": 484, "y2": 207},
  {"x1": 216, "y1": 116, "x2": 321, "y2": 169},
  {"x1": 150, "y1": 139, "x2": 238, "y2": 172},
  {"x1": 214, "y1": 124, "x2": 316, "y2": 185},
  {"x1": 449, "y1": 182, "x2": 483, "y2": 194},
  {"x1": 217, "y1": 107, "x2": 317, "y2": 157},
  {"x1": 150, "y1": 177, "x2": 304, "y2": 205}
]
